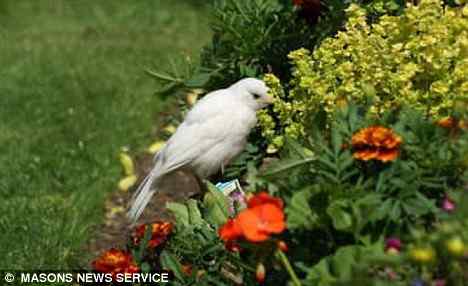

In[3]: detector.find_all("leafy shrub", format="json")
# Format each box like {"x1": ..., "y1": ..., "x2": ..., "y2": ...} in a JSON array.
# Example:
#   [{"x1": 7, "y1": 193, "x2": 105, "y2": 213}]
[
  {"x1": 150, "y1": 0, "x2": 410, "y2": 93},
  {"x1": 155, "y1": 184, "x2": 264, "y2": 285},
  {"x1": 248, "y1": 103, "x2": 468, "y2": 285},
  {"x1": 119, "y1": 104, "x2": 467, "y2": 285},
  {"x1": 302, "y1": 192, "x2": 468, "y2": 285},
  {"x1": 260, "y1": 0, "x2": 468, "y2": 149},
  {"x1": 257, "y1": 103, "x2": 467, "y2": 233}
]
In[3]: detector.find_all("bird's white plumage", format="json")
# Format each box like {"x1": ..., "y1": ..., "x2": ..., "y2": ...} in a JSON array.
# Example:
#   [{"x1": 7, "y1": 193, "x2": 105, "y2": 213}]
[{"x1": 128, "y1": 78, "x2": 271, "y2": 224}]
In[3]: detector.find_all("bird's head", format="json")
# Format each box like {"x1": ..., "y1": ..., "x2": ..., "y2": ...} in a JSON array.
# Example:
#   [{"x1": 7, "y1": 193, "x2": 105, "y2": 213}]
[{"x1": 229, "y1": 78, "x2": 273, "y2": 110}]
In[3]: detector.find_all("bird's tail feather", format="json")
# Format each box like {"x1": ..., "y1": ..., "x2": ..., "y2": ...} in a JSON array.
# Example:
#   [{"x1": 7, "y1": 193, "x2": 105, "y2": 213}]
[{"x1": 127, "y1": 169, "x2": 161, "y2": 225}]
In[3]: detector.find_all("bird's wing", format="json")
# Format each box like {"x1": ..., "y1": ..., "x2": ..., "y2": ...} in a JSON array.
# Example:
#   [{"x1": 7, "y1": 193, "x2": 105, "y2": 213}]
[
  {"x1": 156, "y1": 89, "x2": 247, "y2": 173},
  {"x1": 184, "y1": 89, "x2": 232, "y2": 124}
]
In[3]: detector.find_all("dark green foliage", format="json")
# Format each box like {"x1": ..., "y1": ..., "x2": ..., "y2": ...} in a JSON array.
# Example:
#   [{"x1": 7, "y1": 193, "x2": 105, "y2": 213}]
[
  {"x1": 309, "y1": 192, "x2": 468, "y2": 285},
  {"x1": 161, "y1": 183, "x2": 257, "y2": 285},
  {"x1": 151, "y1": 0, "x2": 354, "y2": 92},
  {"x1": 247, "y1": 104, "x2": 468, "y2": 283},
  {"x1": 200, "y1": 0, "x2": 314, "y2": 89}
]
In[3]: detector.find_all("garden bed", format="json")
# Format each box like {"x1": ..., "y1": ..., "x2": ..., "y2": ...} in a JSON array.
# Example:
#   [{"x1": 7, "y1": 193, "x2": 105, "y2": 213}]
[
  {"x1": 86, "y1": 153, "x2": 202, "y2": 259},
  {"x1": 88, "y1": 1, "x2": 468, "y2": 285}
]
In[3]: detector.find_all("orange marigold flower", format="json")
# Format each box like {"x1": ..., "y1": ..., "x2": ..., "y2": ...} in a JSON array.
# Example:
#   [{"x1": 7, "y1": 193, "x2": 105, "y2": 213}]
[
  {"x1": 91, "y1": 248, "x2": 139, "y2": 279},
  {"x1": 247, "y1": 192, "x2": 284, "y2": 210},
  {"x1": 352, "y1": 126, "x2": 402, "y2": 162},
  {"x1": 133, "y1": 221, "x2": 173, "y2": 248},
  {"x1": 237, "y1": 204, "x2": 285, "y2": 242},
  {"x1": 182, "y1": 264, "x2": 193, "y2": 276},
  {"x1": 437, "y1": 117, "x2": 456, "y2": 129},
  {"x1": 437, "y1": 117, "x2": 468, "y2": 131}
]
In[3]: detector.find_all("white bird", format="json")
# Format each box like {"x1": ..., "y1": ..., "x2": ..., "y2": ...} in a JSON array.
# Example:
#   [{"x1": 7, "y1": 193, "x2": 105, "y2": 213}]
[{"x1": 128, "y1": 78, "x2": 273, "y2": 224}]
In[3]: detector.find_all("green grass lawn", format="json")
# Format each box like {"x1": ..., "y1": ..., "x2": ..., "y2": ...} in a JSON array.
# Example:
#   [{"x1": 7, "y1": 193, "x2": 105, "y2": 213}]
[{"x1": 0, "y1": 0, "x2": 210, "y2": 270}]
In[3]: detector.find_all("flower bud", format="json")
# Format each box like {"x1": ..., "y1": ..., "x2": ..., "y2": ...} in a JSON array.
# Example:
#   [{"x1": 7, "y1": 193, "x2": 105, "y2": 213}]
[
  {"x1": 147, "y1": 140, "x2": 165, "y2": 154},
  {"x1": 119, "y1": 152, "x2": 135, "y2": 176},
  {"x1": 182, "y1": 264, "x2": 193, "y2": 276},
  {"x1": 442, "y1": 196, "x2": 456, "y2": 212},
  {"x1": 163, "y1": 125, "x2": 177, "y2": 134},
  {"x1": 186, "y1": 89, "x2": 202, "y2": 106},
  {"x1": 410, "y1": 247, "x2": 435, "y2": 263},
  {"x1": 256, "y1": 263, "x2": 266, "y2": 283},
  {"x1": 385, "y1": 237, "x2": 402, "y2": 254},
  {"x1": 446, "y1": 237, "x2": 465, "y2": 256},
  {"x1": 277, "y1": 241, "x2": 288, "y2": 252}
]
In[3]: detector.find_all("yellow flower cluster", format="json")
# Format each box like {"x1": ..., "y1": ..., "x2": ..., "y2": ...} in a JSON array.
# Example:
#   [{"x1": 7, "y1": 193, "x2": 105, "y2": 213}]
[
  {"x1": 260, "y1": 0, "x2": 468, "y2": 148},
  {"x1": 258, "y1": 74, "x2": 306, "y2": 151}
]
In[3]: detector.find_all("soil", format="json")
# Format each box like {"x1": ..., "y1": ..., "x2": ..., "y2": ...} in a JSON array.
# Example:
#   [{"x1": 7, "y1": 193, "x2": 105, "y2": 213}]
[{"x1": 86, "y1": 153, "x2": 202, "y2": 261}]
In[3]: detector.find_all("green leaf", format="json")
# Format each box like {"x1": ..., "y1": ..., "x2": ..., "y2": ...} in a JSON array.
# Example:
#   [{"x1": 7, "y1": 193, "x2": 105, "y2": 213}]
[
  {"x1": 389, "y1": 202, "x2": 401, "y2": 222},
  {"x1": 327, "y1": 201, "x2": 353, "y2": 231},
  {"x1": 368, "y1": 199, "x2": 393, "y2": 221},
  {"x1": 140, "y1": 262, "x2": 151, "y2": 273},
  {"x1": 160, "y1": 250, "x2": 184, "y2": 281},
  {"x1": 187, "y1": 199, "x2": 205, "y2": 226},
  {"x1": 306, "y1": 242, "x2": 386, "y2": 285},
  {"x1": 262, "y1": 157, "x2": 315, "y2": 177},
  {"x1": 166, "y1": 202, "x2": 190, "y2": 227},
  {"x1": 185, "y1": 72, "x2": 211, "y2": 87},
  {"x1": 285, "y1": 137, "x2": 310, "y2": 159},
  {"x1": 286, "y1": 189, "x2": 319, "y2": 230},
  {"x1": 239, "y1": 63, "x2": 258, "y2": 77},
  {"x1": 331, "y1": 127, "x2": 344, "y2": 155},
  {"x1": 154, "y1": 82, "x2": 180, "y2": 95},
  {"x1": 203, "y1": 182, "x2": 230, "y2": 227},
  {"x1": 402, "y1": 196, "x2": 435, "y2": 217}
]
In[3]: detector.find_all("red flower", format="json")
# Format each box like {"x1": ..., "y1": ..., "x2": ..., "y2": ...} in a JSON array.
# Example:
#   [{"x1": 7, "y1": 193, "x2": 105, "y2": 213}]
[
  {"x1": 219, "y1": 218, "x2": 243, "y2": 241},
  {"x1": 91, "y1": 248, "x2": 139, "y2": 279},
  {"x1": 219, "y1": 192, "x2": 286, "y2": 244},
  {"x1": 352, "y1": 126, "x2": 402, "y2": 162},
  {"x1": 247, "y1": 192, "x2": 283, "y2": 210},
  {"x1": 133, "y1": 221, "x2": 173, "y2": 248},
  {"x1": 237, "y1": 204, "x2": 285, "y2": 242}
]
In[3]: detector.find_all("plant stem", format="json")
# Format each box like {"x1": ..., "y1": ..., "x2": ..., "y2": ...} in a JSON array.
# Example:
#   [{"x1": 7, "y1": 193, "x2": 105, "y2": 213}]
[{"x1": 277, "y1": 250, "x2": 302, "y2": 286}]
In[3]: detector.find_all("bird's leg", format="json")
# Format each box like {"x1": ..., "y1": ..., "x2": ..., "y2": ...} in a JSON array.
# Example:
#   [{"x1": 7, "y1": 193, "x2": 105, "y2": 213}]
[
  {"x1": 195, "y1": 175, "x2": 208, "y2": 196},
  {"x1": 221, "y1": 163, "x2": 225, "y2": 175}
]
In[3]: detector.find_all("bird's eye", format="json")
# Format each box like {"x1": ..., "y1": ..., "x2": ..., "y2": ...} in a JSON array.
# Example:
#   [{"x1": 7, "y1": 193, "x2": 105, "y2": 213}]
[{"x1": 253, "y1": 94, "x2": 261, "y2": 100}]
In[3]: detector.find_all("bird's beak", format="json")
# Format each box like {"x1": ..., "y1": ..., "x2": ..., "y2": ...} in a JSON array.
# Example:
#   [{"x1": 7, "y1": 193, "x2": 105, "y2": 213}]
[{"x1": 262, "y1": 94, "x2": 275, "y2": 105}]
